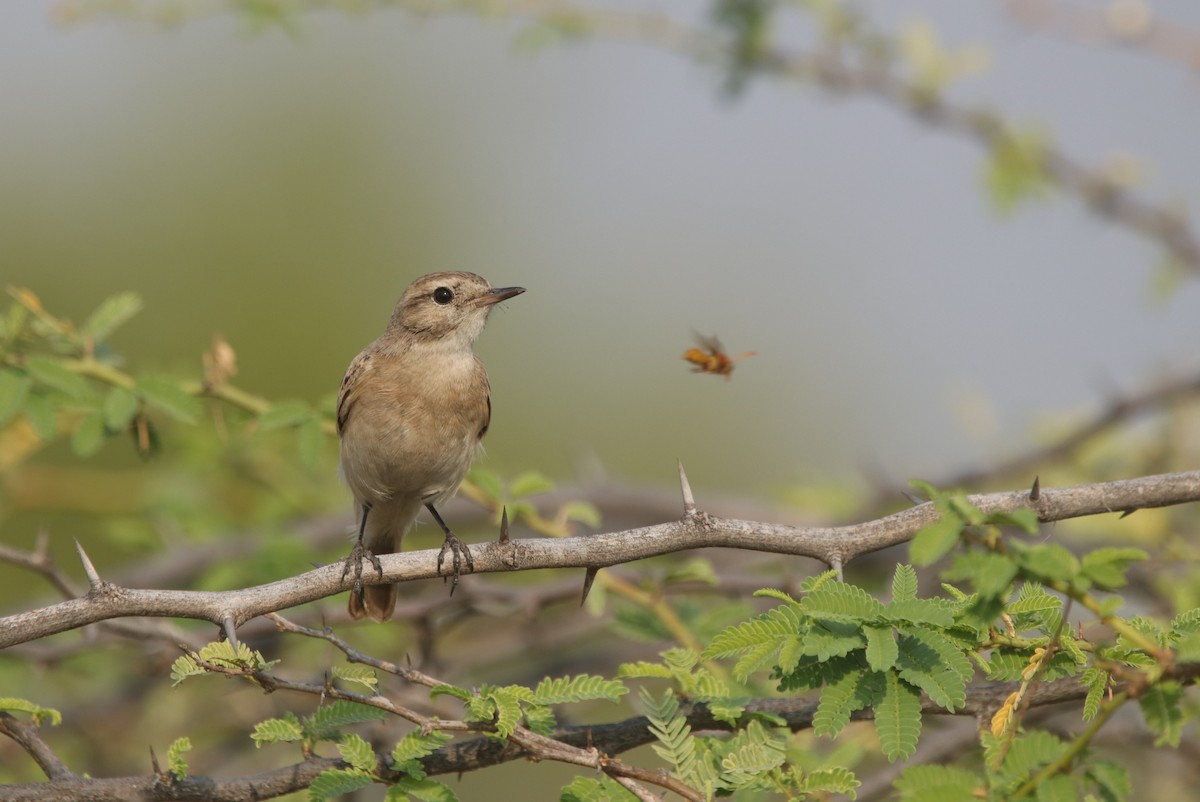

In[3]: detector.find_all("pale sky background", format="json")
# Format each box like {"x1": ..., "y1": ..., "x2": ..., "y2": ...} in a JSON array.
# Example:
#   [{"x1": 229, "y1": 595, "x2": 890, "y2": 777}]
[{"x1": 3, "y1": 0, "x2": 1199, "y2": 502}]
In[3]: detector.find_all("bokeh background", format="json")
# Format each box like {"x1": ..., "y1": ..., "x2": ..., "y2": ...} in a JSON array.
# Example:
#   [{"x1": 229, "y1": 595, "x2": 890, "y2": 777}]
[
  {"x1": 4, "y1": 1, "x2": 1199, "y2": 503},
  {"x1": 4, "y1": 1, "x2": 1200, "y2": 797}
]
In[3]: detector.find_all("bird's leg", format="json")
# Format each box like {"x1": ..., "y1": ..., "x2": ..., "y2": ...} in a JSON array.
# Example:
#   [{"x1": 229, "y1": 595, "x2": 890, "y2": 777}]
[
  {"x1": 427, "y1": 502, "x2": 473, "y2": 594},
  {"x1": 340, "y1": 502, "x2": 383, "y2": 601}
]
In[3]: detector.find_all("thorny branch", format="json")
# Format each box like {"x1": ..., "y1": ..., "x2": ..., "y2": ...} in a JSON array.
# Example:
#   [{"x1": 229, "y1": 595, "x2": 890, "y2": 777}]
[
  {"x1": 12, "y1": 602, "x2": 1194, "y2": 802},
  {"x1": 1, "y1": 470, "x2": 1198, "y2": 648}
]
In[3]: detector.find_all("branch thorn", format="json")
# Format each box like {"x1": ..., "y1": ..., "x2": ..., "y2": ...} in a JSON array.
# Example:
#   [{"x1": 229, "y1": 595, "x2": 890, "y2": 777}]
[
  {"x1": 831, "y1": 557, "x2": 844, "y2": 582},
  {"x1": 900, "y1": 490, "x2": 924, "y2": 507},
  {"x1": 1119, "y1": 508, "x2": 1139, "y2": 519},
  {"x1": 580, "y1": 567, "x2": 599, "y2": 606},
  {"x1": 1030, "y1": 475, "x2": 1041, "y2": 501},
  {"x1": 677, "y1": 459, "x2": 696, "y2": 517},
  {"x1": 222, "y1": 614, "x2": 240, "y2": 652},
  {"x1": 499, "y1": 506, "x2": 510, "y2": 544},
  {"x1": 74, "y1": 539, "x2": 103, "y2": 590}
]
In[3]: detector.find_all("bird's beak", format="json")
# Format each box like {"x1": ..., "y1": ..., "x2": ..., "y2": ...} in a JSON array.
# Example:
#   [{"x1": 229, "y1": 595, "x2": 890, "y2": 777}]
[{"x1": 477, "y1": 286, "x2": 526, "y2": 306}]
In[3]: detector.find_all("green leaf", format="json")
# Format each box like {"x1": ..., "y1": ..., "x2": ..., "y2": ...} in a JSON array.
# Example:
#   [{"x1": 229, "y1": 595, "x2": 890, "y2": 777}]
[
  {"x1": 983, "y1": 127, "x2": 1052, "y2": 215},
  {"x1": 0, "y1": 697, "x2": 62, "y2": 726},
  {"x1": 489, "y1": 688, "x2": 523, "y2": 738},
  {"x1": 894, "y1": 763, "x2": 979, "y2": 801},
  {"x1": 1008, "y1": 583, "x2": 1062, "y2": 618},
  {"x1": 21, "y1": 393, "x2": 58, "y2": 439},
  {"x1": 561, "y1": 500, "x2": 601, "y2": 528},
  {"x1": 70, "y1": 409, "x2": 106, "y2": 457},
  {"x1": 616, "y1": 661, "x2": 674, "y2": 680},
  {"x1": 991, "y1": 731, "x2": 1064, "y2": 793},
  {"x1": 296, "y1": 416, "x2": 326, "y2": 466},
  {"x1": 338, "y1": 733, "x2": 378, "y2": 773},
  {"x1": 388, "y1": 777, "x2": 460, "y2": 802},
  {"x1": 704, "y1": 604, "x2": 804, "y2": 660},
  {"x1": 135, "y1": 375, "x2": 201, "y2": 423},
  {"x1": 864, "y1": 624, "x2": 899, "y2": 672},
  {"x1": 102, "y1": 386, "x2": 139, "y2": 431},
  {"x1": 1080, "y1": 668, "x2": 1108, "y2": 721},
  {"x1": 945, "y1": 551, "x2": 1018, "y2": 598},
  {"x1": 0, "y1": 369, "x2": 31, "y2": 427},
  {"x1": 257, "y1": 400, "x2": 315, "y2": 431},
  {"x1": 896, "y1": 632, "x2": 966, "y2": 710},
  {"x1": 884, "y1": 598, "x2": 955, "y2": 627},
  {"x1": 1139, "y1": 681, "x2": 1183, "y2": 747},
  {"x1": 801, "y1": 766, "x2": 861, "y2": 797},
  {"x1": 802, "y1": 621, "x2": 865, "y2": 661},
  {"x1": 522, "y1": 704, "x2": 557, "y2": 735},
  {"x1": 909, "y1": 515, "x2": 962, "y2": 566},
  {"x1": 813, "y1": 668, "x2": 872, "y2": 738},
  {"x1": 169, "y1": 654, "x2": 206, "y2": 685},
  {"x1": 391, "y1": 730, "x2": 453, "y2": 780},
  {"x1": 559, "y1": 776, "x2": 627, "y2": 802},
  {"x1": 902, "y1": 625, "x2": 975, "y2": 684},
  {"x1": 308, "y1": 768, "x2": 374, "y2": 801},
  {"x1": 641, "y1": 687, "x2": 699, "y2": 785},
  {"x1": 1087, "y1": 759, "x2": 1131, "y2": 802},
  {"x1": 753, "y1": 589, "x2": 799, "y2": 606},
  {"x1": 1034, "y1": 774, "x2": 1075, "y2": 802},
  {"x1": 532, "y1": 675, "x2": 627, "y2": 705},
  {"x1": 430, "y1": 684, "x2": 473, "y2": 703},
  {"x1": 1080, "y1": 548, "x2": 1147, "y2": 590},
  {"x1": 876, "y1": 670, "x2": 922, "y2": 762},
  {"x1": 309, "y1": 701, "x2": 389, "y2": 741},
  {"x1": 800, "y1": 582, "x2": 886, "y2": 622},
  {"x1": 1011, "y1": 542, "x2": 1080, "y2": 584},
  {"x1": 468, "y1": 466, "x2": 503, "y2": 500},
  {"x1": 892, "y1": 563, "x2": 918, "y2": 602},
  {"x1": 25, "y1": 356, "x2": 91, "y2": 398},
  {"x1": 331, "y1": 665, "x2": 379, "y2": 691},
  {"x1": 1175, "y1": 631, "x2": 1200, "y2": 663},
  {"x1": 166, "y1": 736, "x2": 191, "y2": 781},
  {"x1": 509, "y1": 470, "x2": 554, "y2": 497},
  {"x1": 83, "y1": 291, "x2": 143, "y2": 342},
  {"x1": 251, "y1": 715, "x2": 305, "y2": 747},
  {"x1": 985, "y1": 506, "x2": 1040, "y2": 534}
]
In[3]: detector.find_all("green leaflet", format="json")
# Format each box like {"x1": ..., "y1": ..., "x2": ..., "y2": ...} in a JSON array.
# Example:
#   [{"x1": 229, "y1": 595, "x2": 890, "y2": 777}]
[{"x1": 876, "y1": 671, "x2": 921, "y2": 762}]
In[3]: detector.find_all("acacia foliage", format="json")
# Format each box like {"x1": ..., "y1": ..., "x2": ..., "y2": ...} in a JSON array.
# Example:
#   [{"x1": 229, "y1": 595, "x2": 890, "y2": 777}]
[{"x1": 1, "y1": 290, "x2": 1198, "y2": 801}]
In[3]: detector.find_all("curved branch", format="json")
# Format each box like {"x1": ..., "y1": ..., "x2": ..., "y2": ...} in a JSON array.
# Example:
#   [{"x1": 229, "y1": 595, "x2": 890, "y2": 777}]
[
  {"x1": 1, "y1": 470, "x2": 1197, "y2": 649},
  {"x1": 0, "y1": 672, "x2": 1118, "y2": 802}
]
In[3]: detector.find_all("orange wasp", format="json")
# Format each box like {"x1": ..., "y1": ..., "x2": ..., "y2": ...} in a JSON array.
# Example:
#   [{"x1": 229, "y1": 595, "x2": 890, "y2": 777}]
[{"x1": 682, "y1": 334, "x2": 756, "y2": 379}]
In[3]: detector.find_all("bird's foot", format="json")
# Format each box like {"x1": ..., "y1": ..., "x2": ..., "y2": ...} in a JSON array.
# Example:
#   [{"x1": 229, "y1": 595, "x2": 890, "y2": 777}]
[
  {"x1": 436, "y1": 532, "x2": 474, "y2": 595},
  {"x1": 340, "y1": 540, "x2": 384, "y2": 603}
]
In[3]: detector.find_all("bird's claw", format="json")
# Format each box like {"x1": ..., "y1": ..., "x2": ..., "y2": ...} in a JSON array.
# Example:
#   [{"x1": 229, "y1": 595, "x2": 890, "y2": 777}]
[
  {"x1": 436, "y1": 534, "x2": 474, "y2": 595},
  {"x1": 341, "y1": 541, "x2": 384, "y2": 602}
]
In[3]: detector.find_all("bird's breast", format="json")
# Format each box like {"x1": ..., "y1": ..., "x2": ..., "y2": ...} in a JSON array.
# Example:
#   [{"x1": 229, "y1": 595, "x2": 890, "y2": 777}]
[{"x1": 339, "y1": 347, "x2": 489, "y2": 504}]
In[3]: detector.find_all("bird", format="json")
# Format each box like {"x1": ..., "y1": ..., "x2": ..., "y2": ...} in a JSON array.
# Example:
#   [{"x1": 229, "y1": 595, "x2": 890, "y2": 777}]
[{"x1": 336, "y1": 271, "x2": 525, "y2": 621}]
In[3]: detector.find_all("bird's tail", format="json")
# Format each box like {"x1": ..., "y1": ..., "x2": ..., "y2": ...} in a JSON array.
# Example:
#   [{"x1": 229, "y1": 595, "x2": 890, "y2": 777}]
[{"x1": 348, "y1": 496, "x2": 421, "y2": 622}]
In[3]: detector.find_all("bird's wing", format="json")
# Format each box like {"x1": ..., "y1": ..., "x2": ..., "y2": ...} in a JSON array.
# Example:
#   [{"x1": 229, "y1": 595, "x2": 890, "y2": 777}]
[{"x1": 336, "y1": 350, "x2": 373, "y2": 436}]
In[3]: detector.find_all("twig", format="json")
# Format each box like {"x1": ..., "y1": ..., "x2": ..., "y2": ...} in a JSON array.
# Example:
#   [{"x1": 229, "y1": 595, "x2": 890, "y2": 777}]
[{"x1": 2, "y1": 470, "x2": 1197, "y2": 648}]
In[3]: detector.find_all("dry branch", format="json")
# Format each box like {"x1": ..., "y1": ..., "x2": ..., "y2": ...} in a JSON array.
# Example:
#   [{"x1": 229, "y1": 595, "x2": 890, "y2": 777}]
[
  {"x1": 0, "y1": 671, "x2": 1123, "y2": 802},
  {"x1": 1, "y1": 470, "x2": 1197, "y2": 649}
]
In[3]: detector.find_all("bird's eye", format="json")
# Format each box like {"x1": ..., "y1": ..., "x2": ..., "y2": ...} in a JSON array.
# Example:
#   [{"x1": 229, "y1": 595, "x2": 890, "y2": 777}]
[{"x1": 433, "y1": 287, "x2": 454, "y2": 305}]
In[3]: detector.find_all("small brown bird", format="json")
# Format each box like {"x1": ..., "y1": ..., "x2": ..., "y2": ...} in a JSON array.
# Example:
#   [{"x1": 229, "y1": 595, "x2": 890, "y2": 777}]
[
  {"x1": 337, "y1": 271, "x2": 524, "y2": 621},
  {"x1": 682, "y1": 333, "x2": 755, "y2": 379}
]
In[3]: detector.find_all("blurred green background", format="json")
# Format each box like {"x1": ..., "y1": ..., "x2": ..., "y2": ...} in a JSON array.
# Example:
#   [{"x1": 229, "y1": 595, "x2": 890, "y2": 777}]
[{"x1": 4, "y1": 2, "x2": 1198, "y2": 507}]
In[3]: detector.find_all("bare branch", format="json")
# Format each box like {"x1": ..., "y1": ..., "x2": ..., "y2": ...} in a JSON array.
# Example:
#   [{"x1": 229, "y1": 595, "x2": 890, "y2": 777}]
[
  {"x1": 0, "y1": 713, "x2": 75, "y2": 782},
  {"x1": 2, "y1": 470, "x2": 1197, "y2": 649}
]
